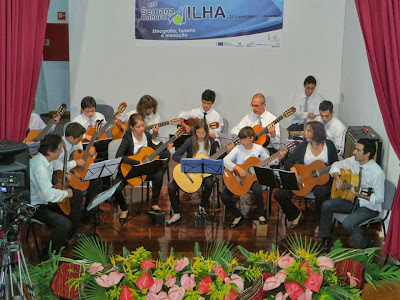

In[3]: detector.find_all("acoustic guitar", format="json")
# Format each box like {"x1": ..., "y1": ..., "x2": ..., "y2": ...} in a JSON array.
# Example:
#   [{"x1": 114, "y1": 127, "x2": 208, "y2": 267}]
[
  {"x1": 292, "y1": 160, "x2": 331, "y2": 197},
  {"x1": 54, "y1": 139, "x2": 71, "y2": 215},
  {"x1": 173, "y1": 137, "x2": 241, "y2": 193},
  {"x1": 112, "y1": 118, "x2": 180, "y2": 140},
  {"x1": 69, "y1": 102, "x2": 127, "y2": 191},
  {"x1": 183, "y1": 118, "x2": 219, "y2": 130},
  {"x1": 84, "y1": 119, "x2": 107, "y2": 142},
  {"x1": 25, "y1": 104, "x2": 67, "y2": 142},
  {"x1": 253, "y1": 107, "x2": 296, "y2": 146},
  {"x1": 331, "y1": 169, "x2": 374, "y2": 201},
  {"x1": 121, "y1": 128, "x2": 184, "y2": 186},
  {"x1": 223, "y1": 141, "x2": 299, "y2": 196}
]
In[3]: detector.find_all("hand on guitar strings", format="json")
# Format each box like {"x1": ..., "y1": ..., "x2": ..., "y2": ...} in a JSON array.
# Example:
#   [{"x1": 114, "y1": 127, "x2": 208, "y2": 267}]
[
  {"x1": 234, "y1": 165, "x2": 247, "y2": 177},
  {"x1": 267, "y1": 123, "x2": 276, "y2": 138},
  {"x1": 66, "y1": 188, "x2": 73, "y2": 198},
  {"x1": 89, "y1": 146, "x2": 96, "y2": 157},
  {"x1": 290, "y1": 166, "x2": 304, "y2": 187}
]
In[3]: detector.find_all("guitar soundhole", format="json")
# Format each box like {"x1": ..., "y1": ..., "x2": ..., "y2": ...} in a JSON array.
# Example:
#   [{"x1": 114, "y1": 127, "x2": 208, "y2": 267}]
[
  {"x1": 248, "y1": 166, "x2": 255, "y2": 176},
  {"x1": 311, "y1": 170, "x2": 318, "y2": 178}
]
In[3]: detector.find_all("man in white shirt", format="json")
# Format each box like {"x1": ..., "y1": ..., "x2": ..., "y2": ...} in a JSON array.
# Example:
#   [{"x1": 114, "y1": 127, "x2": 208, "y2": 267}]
[
  {"x1": 30, "y1": 134, "x2": 83, "y2": 255},
  {"x1": 315, "y1": 100, "x2": 347, "y2": 156},
  {"x1": 231, "y1": 93, "x2": 280, "y2": 151},
  {"x1": 288, "y1": 75, "x2": 323, "y2": 131},
  {"x1": 319, "y1": 138, "x2": 385, "y2": 251},
  {"x1": 178, "y1": 89, "x2": 224, "y2": 139}
]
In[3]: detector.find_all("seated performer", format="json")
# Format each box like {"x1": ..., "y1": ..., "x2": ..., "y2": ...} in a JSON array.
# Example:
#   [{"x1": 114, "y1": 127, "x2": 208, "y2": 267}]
[
  {"x1": 222, "y1": 126, "x2": 286, "y2": 228},
  {"x1": 274, "y1": 121, "x2": 338, "y2": 234},
  {"x1": 167, "y1": 119, "x2": 219, "y2": 225},
  {"x1": 178, "y1": 89, "x2": 224, "y2": 139},
  {"x1": 30, "y1": 134, "x2": 83, "y2": 255},
  {"x1": 288, "y1": 75, "x2": 323, "y2": 131},
  {"x1": 315, "y1": 100, "x2": 347, "y2": 156},
  {"x1": 319, "y1": 138, "x2": 384, "y2": 252},
  {"x1": 231, "y1": 93, "x2": 280, "y2": 151},
  {"x1": 113, "y1": 113, "x2": 170, "y2": 223}
]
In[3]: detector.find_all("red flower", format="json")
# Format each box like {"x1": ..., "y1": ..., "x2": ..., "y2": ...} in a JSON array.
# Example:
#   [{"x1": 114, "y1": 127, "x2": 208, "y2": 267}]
[
  {"x1": 136, "y1": 272, "x2": 154, "y2": 290},
  {"x1": 198, "y1": 275, "x2": 212, "y2": 294},
  {"x1": 223, "y1": 287, "x2": 238, "y2": 300},
  {"x1": 304, "y1": 272, "x2": 323, "y2": 292},
  {"x1": 213, "y1": 264, "x2": 228, "y2": 280},
  {"x1": 119, "y1": 284, "x2": 135, "y2": 300},
  {"x1": 284, "y1": 281, "x2": 304, "y2": 300},
  {"x1": 301, "y1": 262, "x2": 312, "y2": 274},
  {"x1": 140, "y1": 259, "x2": 156, "y2": 270}
]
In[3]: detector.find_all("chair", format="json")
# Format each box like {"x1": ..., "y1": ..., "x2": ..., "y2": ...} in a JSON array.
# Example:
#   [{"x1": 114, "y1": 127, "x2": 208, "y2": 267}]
[
  {"x1": 221, "y1": 118, "x2": 229, "y2": 134},
  {"x1": 25, "y1": 218, "x2": 47, "y2": 260},
  {"x1": 333, "y1": 179, "x2": 396, "y2": 240},
  {"x1": 63, "y1": 121, "x2": 71, "y2": 135},
  {"x1": 280, "y1": 126, "x2": 289, "y2": 144},
  {"x1": 96, "y1": 104, "x2": 114, "y2": 122}
]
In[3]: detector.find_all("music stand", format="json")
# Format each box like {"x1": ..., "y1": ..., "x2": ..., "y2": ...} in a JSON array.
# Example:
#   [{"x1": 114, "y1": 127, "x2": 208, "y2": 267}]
[
  {"x1": 83, "y1": 157, "x2": 122, "y2": 181},
  {"x1": 254, "y1": 166, "x2": 299, "y2": 244},
  {"x1": 123, "y1": 158, "x2": 168, "y2": 219},
  {"x1": 181, "y1": 158, "x2": 224, "y2": 218}
]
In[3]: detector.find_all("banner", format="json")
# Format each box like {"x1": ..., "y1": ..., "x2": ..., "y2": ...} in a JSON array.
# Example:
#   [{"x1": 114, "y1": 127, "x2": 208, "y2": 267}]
[{"x1": 135, "y1": 0, "x2": 284, "y2": 48}]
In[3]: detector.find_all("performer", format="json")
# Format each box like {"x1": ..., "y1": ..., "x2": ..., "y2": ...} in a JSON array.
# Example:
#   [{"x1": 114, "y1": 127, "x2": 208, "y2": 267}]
[
  {"x1": 274, "y1": 121, "x2": 338, "y2": 233},
  {"x1": 319, "y1": 138, "x2": 384, "y2": 252},
  {"x1": 30, "y1": 134, "x2": 83, "y2": 255},
  {"x1": 166, "y1": 119, "x2": 219, "y2": 225},
  {"x1": 315, "y1": 100, "x2": 347, "y2": 156},
  {"x1": 230, "y1": 93, "x2": 280, "y2": 151},
  {"x1": 25, "y1": 111, "x2": 61, "y2": 147},
  {"x1": 113, "y1": 113, "x2": 170, "y2": 223},
  {"x1": 222, "y1": 126, "x2": 286, "y2": 228},
  {"x1": 288, "y1": 75, "x2": 323, "y2": 131},
  {"x1": 178, "y1": 89, "x2": 224, "y2": 139}
]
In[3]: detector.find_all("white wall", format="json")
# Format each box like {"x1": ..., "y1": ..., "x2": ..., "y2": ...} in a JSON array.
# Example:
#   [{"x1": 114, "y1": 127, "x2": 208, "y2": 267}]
[{"x1": 68, "y1": 0, "x2": 346, "y2": 139}]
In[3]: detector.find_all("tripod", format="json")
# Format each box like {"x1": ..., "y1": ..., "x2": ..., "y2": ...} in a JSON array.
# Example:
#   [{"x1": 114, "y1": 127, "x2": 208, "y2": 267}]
[{"x1": 0, "y1": 238, "x2": 36, "y2": 300}]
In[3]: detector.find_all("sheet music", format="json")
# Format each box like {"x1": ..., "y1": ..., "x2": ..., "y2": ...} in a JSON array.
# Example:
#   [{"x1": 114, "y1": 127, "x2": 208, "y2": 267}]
[{"x1": 87, "y1": 181, "x2": 121, "y2": 211}]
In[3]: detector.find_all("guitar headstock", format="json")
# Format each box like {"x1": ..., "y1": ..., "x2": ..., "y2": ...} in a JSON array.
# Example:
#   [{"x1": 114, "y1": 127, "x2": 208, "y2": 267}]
[
  {"x1": 170, "y1": 118, "x2": 180, "y2": 126},
  {"x1": 54, "y1": 104, "x2": 67, "y2": 118},
  {"x1": 286, "y1": 140, "x2": 300, "y2": 152},
  {"x1": 283, "y1": 107, "x2": 296, "y2": 118},
  {"x1": 360, "y1": 187, "x2": 374, "y2": 197},
  {"x1": 175, "y1": 127, "x2": 185, "y2": 138},
  {"x1": 232, "y1": 137, "x2": 241, "y2": 146},
  {"x1": 116, "y1": 102, "x2": 127, "y2": 114},
  {"x1": 94, "y1": 120, "x2": 103, "y2": 132}
]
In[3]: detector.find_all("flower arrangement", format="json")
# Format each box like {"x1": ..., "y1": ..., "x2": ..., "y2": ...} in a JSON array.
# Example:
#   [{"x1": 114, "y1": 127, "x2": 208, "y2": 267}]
[{"x1": 42, "y1": 234, "x2": 400, "y2": 300}]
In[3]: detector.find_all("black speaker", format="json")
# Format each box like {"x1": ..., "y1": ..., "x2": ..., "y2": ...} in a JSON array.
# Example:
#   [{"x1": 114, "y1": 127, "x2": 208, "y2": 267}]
[
  {"x1": 344, "y1": 126, "x2": 383, "y2": 166},
  {"x1": 0, "y1": 140, "x2": 30, "y2": 198}
]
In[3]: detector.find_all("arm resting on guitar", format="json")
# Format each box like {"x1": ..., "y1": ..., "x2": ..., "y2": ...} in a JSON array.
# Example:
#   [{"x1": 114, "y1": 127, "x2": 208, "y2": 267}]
[
  {"x1": 283, "y1": 141, "x2": 307, "y2": 170},
  {"x1": 172, "y1": 139, "x2": 191, "y2": 163}
]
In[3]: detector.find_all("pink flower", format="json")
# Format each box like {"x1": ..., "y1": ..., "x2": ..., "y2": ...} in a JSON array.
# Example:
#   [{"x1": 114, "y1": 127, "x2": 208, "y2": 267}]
[
  {"x1": 120, "y1": 284, "x2": 135, "y2": 300},
  {"x1": 275, "y1": 292, "x2": 288, "y2": 300},
  {"x1": 95, "y1": 270, "x2": 124, "y2": 288},
  {"x1": 154, "y1": 291, "x2": 170, "y2": 300},
  {"x1": 297, "y1": 289, "x2": 313, "y2": 300},
  {"x1": 88, "y1": 262, "x2": 104, "y2": 275},
  {"x1": 165, "y1": 274, "x2": 176, "y2": 288},
  {"x1": 275, "y1": 270, "x2": 287, "y2": 283},
  {"x1": 168, "y1": 285, "x2": 185, "y2": 300},
  {"x1": 284, "y1": 281, "x2": 304, "y2": 300},
  {"x1": 223, "y1": 287, "x2": 238, "y2": 300},
  {"x1": 224, "y1": 274, "x2": 244, "y2": 293},
  {"x1": 149, "y1": 278, "x2": 163, "y2": 294},
  {"x1": 277, "y1": 254, "x2": 295, "y2": 269},
  {"x1": 136, "y1": 272, "x2": 155, "y2": 290},
  {"x1": 304, "y1": 271, "x2": 323, "y2": 292},
  {"x1": 347, "y1": 272, "x2": 360, "y2": 287},
  {"x1": 263, "y1": 276, "x2": 281, "y2": 291},
  {"x1": 145, "y1": 293, "x2": 159, "y2": 300},
  {"x1": 317, "y1": 256, "x2": 335, "y2": 271},
  {"x1": 213, "y1": 264, "x2": 228, "y2": 280},
  {"x1": 141, "y1": 259, "x2": 156, "y2": 270},
  {"x1": 181, "y1": 274, "x2": 196, "y2": 291},
  {"x1": 175, "y1": 257, "x2": 189, "y2": 271},
  {"x1": 198, "y1": 275, "x2": 212, "y2": 294}
]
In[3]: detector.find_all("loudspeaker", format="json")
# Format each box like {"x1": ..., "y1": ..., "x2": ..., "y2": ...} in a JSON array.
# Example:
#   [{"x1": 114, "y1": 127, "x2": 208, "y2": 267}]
[
  {"x1": 344, "y1": 126, "x2": 383, "y2": 166},
  {"x1": 0, "y1": 141, "x2": 30, "y2": 197}
]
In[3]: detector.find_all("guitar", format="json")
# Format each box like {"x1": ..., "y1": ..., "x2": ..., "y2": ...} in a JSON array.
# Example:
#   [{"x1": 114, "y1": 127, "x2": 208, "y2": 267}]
[
  {"x1": 111, "y1": 118, "x2": 180, "y2": 140},
  {"x1": 84, "y1": 119, "x2": 107, "y2": 142},
  {"x1": 173, "y1": 137, "x2": 241, "y2": 193},
  {"x1": 183, "y1": 118, "x2": 220, "y2": 130},
  {"x1": 69, "y1": 102, "x2": 127, "y2": 191},
  {"x1": 331, "y1": 169, "x2": 374, "y2": 201},
  {"x1": 121, "y1": 128, "x2": 184, "y2": 186},
  {"x1": 292, "y1": 160, "x2": 331, "y2": 197},
  {"x1": 25, "y1": 104, "x2": 67, "y2": 142},
  {"x1": 54, "y1": 139, "x2": 71, "y2": 215},
  {"x1": 253, "y1": 107, "x2": 296, "y2": 146},
  {"x1": 223, "y1": 141, "x2": 299, "y2": 196}
]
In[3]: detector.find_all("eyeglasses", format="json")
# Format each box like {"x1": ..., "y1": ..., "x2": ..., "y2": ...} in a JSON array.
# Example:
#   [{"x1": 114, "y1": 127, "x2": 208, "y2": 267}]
[
  {"x1": 196, "y1": 132, "x2": 207, "y2": 136},
  {"x1": 250, "y1": 103, "x2": 264, "y2": 108},
  {"x1": 239, "y1": 137, "x2": 251, "y2": 141}
]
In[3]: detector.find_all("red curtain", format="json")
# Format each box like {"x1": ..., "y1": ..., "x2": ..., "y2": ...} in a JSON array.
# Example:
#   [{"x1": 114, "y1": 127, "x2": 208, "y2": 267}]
[
  {"x1": 355, "y1": 0, "x2": 400, "y2": 259},
  {"x1": 0, "y1": 0, "x2": 50, "y2": 141}
]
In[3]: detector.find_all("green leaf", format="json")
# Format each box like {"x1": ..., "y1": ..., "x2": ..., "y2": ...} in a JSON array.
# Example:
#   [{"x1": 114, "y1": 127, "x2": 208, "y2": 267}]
[
  {"x1": 81, "y1": 280, "x2": 109, "y2": 300},
  {"x1": 72, "y1": 236, "x2": 113, "y2": 265}
]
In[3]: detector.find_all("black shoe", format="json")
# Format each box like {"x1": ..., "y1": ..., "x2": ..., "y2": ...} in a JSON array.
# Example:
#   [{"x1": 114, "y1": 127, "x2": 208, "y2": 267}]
[
  {"x1": 151, "y1": 205, "x2": 163, "y2": 213},
  {"x1": 322, "y1": 238, "x2": 331, "y2": 253},
  {"x1": 230, "y1": 215, "x2": 244, "y2": 228},
  {"x1": 119, "y1": 211, "x2": 129, "y2": 223}
]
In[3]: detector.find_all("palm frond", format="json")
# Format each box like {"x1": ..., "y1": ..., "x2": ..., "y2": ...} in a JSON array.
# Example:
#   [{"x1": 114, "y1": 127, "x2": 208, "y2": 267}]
[
  {"x1": 322, "y1": 285, "x2": 362, "y2": 300},
  {"x1": 237, "y1": 245, "x2": 251, "y2": 260},
  {"x1": 72, "y1": 236, "x2": 113, "y2": 265},
  {"x1": 324, "y1": 247, "x2": 378, "y2": 263},
  {"x1": 364, "y1": 264, "x2": 400, "y2": 290},
  {"x1": 81, "y1": 279, "x2": 108, "y2": 300},
  {"x1": 204, "y1": 240, "x2": 237, "y2": 264},
  {"x1": 284, "y1": 233, "x2": 321, "y2": 257}
]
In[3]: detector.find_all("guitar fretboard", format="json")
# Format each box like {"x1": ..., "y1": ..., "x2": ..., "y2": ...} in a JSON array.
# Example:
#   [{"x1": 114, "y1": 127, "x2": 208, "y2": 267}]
[{"x1": 144, "y1": 120, "x2": 171, "y2": 131}]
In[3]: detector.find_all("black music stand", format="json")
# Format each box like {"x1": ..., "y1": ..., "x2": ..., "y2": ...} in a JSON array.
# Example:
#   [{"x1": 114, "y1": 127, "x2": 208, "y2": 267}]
[
  {"x1": 123, "y1": 158, "x2": 168, "y2": 220},
  {"x1": 181, "y1": 158, "x2": 224, "y2": 219},
  {"x1": 254, "y1": 166, "x2": 299, "y2": 244}
]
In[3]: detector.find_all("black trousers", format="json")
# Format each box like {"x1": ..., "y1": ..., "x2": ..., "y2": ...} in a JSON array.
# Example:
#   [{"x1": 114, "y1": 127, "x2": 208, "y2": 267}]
[
  {"x1": 221, "y1": 181, "x2": 265, "y2": 219},
  {"x1": 33, "y1": 189, "x2": 83, "y2": 253},
  {"x1": 168, "y1": 176, "x2": 214, "y2": 214}
]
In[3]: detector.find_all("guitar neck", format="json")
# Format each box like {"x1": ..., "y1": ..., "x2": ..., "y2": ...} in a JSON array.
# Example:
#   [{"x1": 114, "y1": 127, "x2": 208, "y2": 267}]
[
  {"x1": 147, "y1": 134, "x2": 180, "y2": 161},
  {"x1": 256, "y1": 150, "x2": 282, "y2": 168},
  {"x1": 145, "y1": 120, "x2": 170, "y2": 131},
  {"x1": 316, "y1": 166, "x2": 331, "y2": 177},
  {"x1": 210, "y1": 138, "x2": 239, "y2": 160},
  {"x1": 254, "y1": 115, "x2": 284, "y2": 140},
  {"x1": 35, "y1": 118, "x2": 56, "y2": 141}
]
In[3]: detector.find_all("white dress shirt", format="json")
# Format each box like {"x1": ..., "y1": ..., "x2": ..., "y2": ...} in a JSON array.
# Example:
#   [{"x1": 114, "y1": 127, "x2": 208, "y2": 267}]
[
  {"x1": 30, "y1": 153, "x2": 68, "y2": 205},
  {"x1": 178, "y1": 107, "x2": 224, "y2": 136},
  {"x1": 121, "y1": 110, "x2": 162, "y2": 143},
  {"x1": 52, "y1": 136, "x2": 83, "y2": 172},
  {"x1": 304, "y1": 143, "x2": 329, "y2": 165},
  {"x1": 315, "y1": 116, "x2": 347, "y2": 156},
  {"x1": 29, "y1": 113, "x2": 56, "y2": 133},
  {"x1": 291, "y1": 91, "x2": 323, "y2": 125},
  {"x1": 72, "y1": 112, "x2": 109, "y2": 131},
  {"x1": 230, "y1": 110, "x2": 281, "y2": 149},
  {"x1": 329, "y1": 156, "x2": 385, "y2": 212},
  {"x1": 223, "y1": 144, "x2": 272, "y2": 171}
]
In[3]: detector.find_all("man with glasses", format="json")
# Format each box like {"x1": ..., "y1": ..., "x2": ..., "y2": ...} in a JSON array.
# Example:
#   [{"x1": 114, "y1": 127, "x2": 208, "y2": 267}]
[
  {"x1": 288, "y1": 75, "x2": 323, "y2": 131},
  {"x1": 231, "y1": 93, "x2": 280, "y2": 151}
]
